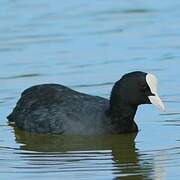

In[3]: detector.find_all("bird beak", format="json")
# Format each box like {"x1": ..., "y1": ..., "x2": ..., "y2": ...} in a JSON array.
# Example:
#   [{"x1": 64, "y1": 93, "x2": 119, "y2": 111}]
[
  {"x1": 146, "y1": 73, "x2": 165, "y2": 112},
  {"x1": 148, "y1": 94, "x2": 165, "y2": 111}
]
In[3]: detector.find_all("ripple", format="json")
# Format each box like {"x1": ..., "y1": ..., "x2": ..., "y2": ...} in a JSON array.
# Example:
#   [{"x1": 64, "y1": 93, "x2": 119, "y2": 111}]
[
  {"x1": 0, "y1": 73, "x2": 43, "y2": 79},
  {"x1": 87, "y1": 28, "x2": 123, "y2": 35},
  {"x1": 91, "y1": 8, "x2": 155, "y2": 17},
  {"x1": 71, "y1": 82, "x2": 113, "y2": 88},
  {"x1": 0, "y1": 34, "x2": 71, "y2": 49},
  {"x1": 160, "y1": 112, "x2": 180, "y2": 116}
]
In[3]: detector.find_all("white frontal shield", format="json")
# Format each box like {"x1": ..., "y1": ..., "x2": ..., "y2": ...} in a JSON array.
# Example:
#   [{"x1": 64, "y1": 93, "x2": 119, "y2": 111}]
[{"x1": 146, "y1": 74, "x2": 165, "y2": 111}]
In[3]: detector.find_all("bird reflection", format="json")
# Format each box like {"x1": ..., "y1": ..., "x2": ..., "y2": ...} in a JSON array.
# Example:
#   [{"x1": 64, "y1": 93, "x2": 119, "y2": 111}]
[{"x1": 13, "y1": 127, "x2": 153, "y2": 179}]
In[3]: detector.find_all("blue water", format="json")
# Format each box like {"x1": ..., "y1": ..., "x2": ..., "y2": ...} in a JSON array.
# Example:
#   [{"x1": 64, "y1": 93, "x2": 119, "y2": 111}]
[{"x1": 0, "y1": 0, "x2": 180, "y2": 179}]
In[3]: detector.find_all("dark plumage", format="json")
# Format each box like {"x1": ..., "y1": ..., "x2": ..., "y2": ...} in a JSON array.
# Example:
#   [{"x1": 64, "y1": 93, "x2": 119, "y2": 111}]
[{"x1": 7, "y1": 71, "x2": 163, "y2": 135}]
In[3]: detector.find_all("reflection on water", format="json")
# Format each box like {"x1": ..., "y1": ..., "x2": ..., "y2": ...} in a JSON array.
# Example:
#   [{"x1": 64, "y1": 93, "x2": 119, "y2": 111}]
[
  {"x1": 3, "y1": 128, "x2": 153, "y2": 179},
  {"x1": 1, "y1": 0, "x2": 180, "y2": 179}
]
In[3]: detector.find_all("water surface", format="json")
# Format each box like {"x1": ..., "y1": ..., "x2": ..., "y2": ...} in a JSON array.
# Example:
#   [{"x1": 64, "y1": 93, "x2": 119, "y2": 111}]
[{"x1": 1, "y1": 0, "x2": 180, "y2": 179}]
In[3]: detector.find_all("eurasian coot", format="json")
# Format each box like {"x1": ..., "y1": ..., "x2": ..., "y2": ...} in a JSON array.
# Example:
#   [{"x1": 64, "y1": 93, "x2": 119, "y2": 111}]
[{"x1": 7, "y1": 71, "x2": 165, "y2": 135}]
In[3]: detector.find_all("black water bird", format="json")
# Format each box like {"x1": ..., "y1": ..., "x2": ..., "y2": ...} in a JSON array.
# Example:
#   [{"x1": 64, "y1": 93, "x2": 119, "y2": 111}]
[{"x1": 7, "y1": 71, "x2": 165, "y2": 135}]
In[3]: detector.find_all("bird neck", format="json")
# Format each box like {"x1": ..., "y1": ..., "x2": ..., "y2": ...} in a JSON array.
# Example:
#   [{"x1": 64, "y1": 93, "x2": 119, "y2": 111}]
[{"x1": 108, "y1": 102, "x2": 138, "y2": 133}]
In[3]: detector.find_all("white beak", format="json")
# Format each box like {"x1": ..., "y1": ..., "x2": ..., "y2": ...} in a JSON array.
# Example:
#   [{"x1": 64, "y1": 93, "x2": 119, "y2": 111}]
[
  {"x1": 148, "y1": 94, "x2": 165, "y2": 111},
  {"x1": 146, "y1": 73, "x2": 165, "y2": 112}
]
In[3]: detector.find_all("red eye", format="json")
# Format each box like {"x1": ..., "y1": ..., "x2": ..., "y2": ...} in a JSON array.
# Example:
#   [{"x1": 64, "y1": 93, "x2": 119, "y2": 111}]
[
  {"x1": 139, "y1": 83, "x2": 147, "y2": 91},
  {"x1": 142, "y1": 86, "x2": 147, "y2": 90}
]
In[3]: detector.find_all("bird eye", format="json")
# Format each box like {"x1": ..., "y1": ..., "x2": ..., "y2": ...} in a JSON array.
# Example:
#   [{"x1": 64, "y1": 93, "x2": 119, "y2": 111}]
[{"x1": 139, "y1": 83, "x2": 147, "y2": 91}]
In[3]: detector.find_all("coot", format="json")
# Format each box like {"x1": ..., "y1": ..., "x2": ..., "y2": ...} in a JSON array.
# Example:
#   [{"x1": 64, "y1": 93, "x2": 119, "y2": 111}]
[{"x1": 7, "y1": 71, "x2": 165, "y2": 135}]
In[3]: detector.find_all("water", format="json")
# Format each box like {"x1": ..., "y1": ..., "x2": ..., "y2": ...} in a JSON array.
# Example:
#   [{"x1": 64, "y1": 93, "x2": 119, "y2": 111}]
[{"x1": 1, "y1": 0, "x2": 180, "y2": 179}]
